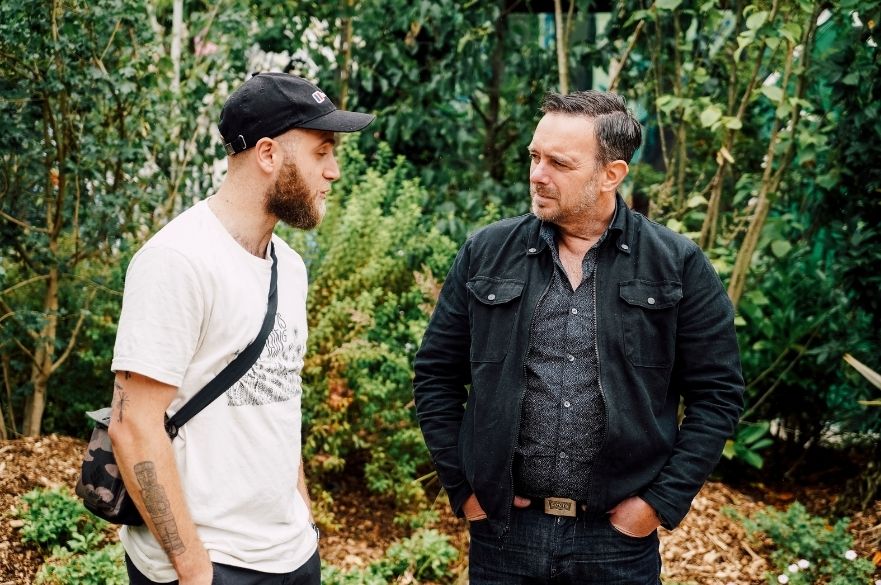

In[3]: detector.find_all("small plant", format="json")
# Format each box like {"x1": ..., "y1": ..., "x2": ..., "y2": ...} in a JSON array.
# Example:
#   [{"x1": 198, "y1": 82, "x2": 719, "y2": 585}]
[
  {"x1": 35, "y1": 542, "x2": 127, "y2": 585},
  {"x1": 734, "y1": 502, "x2": 875, "y2": 584},
  {"x1": 323, "y1": 528, "x2": 459, "y2": 584},
  {"x1": 722, "y1": 420, "x2": 774, "y2": 469},
  {"x1": 15, "y1": 487, "x2": 107, "y2": 553}
]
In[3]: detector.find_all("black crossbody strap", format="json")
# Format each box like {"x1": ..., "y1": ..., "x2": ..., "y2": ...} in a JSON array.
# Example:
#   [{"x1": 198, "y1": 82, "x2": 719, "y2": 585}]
[{"x1": 164, "y1": 243, "x2": 279, "y2": 438}]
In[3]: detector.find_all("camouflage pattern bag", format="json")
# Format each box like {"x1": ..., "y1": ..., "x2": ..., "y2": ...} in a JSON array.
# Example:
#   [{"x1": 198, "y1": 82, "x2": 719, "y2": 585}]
[{"x1": 75, "y1": 407, "x2": 145, "y2": 525}]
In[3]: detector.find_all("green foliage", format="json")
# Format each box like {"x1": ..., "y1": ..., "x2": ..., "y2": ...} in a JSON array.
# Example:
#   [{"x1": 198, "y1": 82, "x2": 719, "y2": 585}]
[
  {"x1": 604, "y1": 0, "x2": 881, "y2": 479},
  {"x1": 15, "y1": 487, "x2": 107, "y2": 553},
  {"x1": 295, "y1": 140, "x2": 458, "y2": 515},
  {"x1": 0, "y1": 0, "x2": 253, "y2": 435},
  {"x1": 35, "y1": 543, "x2": 126, "y2": 585},
  {"x1": 722, "y1": 421, "x2": 774, "y2": 469},
  {"x1": 251, "y1": 0, "x2": 555, "y2": 241},
  {"x1": 323, "y1": 529, "x2": 459, "y2": 585},
  {"x1": 735, "y1": 502, "x2": 875, "y2": 585}
]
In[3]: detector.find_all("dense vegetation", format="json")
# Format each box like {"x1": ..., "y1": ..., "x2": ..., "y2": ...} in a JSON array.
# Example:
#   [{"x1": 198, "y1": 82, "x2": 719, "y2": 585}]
[{"x1": 1, "y1": 0, "x2": 879, "y2": 560}]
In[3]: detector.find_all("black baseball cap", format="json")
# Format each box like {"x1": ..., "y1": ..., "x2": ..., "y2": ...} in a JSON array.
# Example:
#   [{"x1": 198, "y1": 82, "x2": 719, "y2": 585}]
[{"x1": 218, "y1": 72, "x2": 375, "y2": 155}]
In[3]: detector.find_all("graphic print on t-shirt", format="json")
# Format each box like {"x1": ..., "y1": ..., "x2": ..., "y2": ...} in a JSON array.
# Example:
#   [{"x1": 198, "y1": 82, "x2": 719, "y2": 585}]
[{"x1": 226, "y1": 312, "x2": 305, "y2": 406}]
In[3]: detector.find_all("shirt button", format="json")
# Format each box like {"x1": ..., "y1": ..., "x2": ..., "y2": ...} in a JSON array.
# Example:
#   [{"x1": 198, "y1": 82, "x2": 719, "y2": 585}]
[
  {"x1": 563, "y1": 400, "x2": 571, "y2": 408},
  {"x1": 528, "y1": 247, "x2": 537, "y2": 253},
  {"x1": 487, "y1": 294, "x2": 496, "y2": 301},
  {"x1": 647, "y1": 297, "x2": 656, "y2": 305},
  {"x1": 570, "y1": 308, "x2": 578, "y2": 315},
  {"x1": 621, "y1": 244, "x2": 630, "y2": 250},
  {"x1": 566, "y1": 354, "x2": 575, "y2": 362}
]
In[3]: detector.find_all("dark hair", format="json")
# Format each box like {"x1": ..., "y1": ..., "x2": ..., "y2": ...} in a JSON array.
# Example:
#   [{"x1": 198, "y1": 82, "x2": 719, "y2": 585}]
[{"x1": 540, "y1": 91, "x2": 642, "y2": 165}]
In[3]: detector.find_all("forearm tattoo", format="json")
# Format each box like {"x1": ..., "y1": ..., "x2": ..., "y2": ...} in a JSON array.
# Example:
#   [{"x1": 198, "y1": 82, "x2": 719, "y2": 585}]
[
  {"x1": 112, "y1": 371, "x2": 132, "y2": 423},
  {"x1": 134, "y1": 461, "x2": 186, "y2": 557},
  {"x1": 112, "y1": 383, "x2": 128, "y2": 423}
]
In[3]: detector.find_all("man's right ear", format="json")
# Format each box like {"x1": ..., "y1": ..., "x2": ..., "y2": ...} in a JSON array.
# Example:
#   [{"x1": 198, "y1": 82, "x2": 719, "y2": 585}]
[{"x1": 254, "y1": 137, "x2": 280, "y2": 174}]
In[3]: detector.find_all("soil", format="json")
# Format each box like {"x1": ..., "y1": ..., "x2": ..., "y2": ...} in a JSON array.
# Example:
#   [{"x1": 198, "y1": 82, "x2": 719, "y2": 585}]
[{"x1": 1, "y1": 434, "x2": 879, "y2": 585}]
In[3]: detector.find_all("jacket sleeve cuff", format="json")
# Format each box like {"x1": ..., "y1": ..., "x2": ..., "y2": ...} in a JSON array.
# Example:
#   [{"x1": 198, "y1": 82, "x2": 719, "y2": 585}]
[
  {"x1": 639, "y1": 489, "x2": 682, "y2": 530},
  {"x1": 445, "y1": 481, "x2": 472, "y2": 518}
]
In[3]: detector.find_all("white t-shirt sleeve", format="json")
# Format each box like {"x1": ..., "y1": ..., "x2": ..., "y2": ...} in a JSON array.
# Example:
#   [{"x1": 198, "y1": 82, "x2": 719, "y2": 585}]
[{"x1": 111, "y1": 246, "x2": 205, "y2": 387}]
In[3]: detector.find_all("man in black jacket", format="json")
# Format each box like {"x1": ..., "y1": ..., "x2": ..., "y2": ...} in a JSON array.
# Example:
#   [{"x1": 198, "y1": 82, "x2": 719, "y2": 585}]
[{"x1": 413, "y1": 90, "x2": 744, "y2": 584}]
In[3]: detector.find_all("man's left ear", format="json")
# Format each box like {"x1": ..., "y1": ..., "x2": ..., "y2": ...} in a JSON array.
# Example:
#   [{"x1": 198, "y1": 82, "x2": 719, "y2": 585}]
[{"x1": 601, "y1": 160, "x2": 629, "y2": 194}]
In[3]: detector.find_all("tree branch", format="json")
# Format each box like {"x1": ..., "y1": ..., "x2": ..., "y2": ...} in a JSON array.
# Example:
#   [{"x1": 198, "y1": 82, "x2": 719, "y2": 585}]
[{"x1": 50, "y1": 290, "x2": 95, "y2": 374}]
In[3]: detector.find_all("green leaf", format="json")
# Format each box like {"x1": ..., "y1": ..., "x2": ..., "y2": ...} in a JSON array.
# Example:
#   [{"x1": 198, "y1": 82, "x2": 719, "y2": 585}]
[
  {"x1": 739, "y1": 422, "x2": 770, "y2": 444},
  {"x1": 745, "y1": 10, "x2": 768, "y2": 30},
  {"x1": 781, "y1": 22, "x2": 802, "y2": 43},
  {"x1": 761, "y1": 85, "x2": 784, "y2": 102},
  {"x1": 771, "y1": 240, "x2": 792, "y2": 258},
  {"x1": 722, "y1": 439, "x2": 736, "y2": 460},
  {"x1": 700, "y1": 106, "x2": 722, "y2": 127},
  {"x1": 687, "y1": 195, "x2": 707, "y2": 208},
  {"x1": 734, "y1": 33, "x2": 753, "y2": 61},
  {"x1": 723, "y1": 116, "x2": 743, "y2": 130},
  {"x1": 656, "y1": 0, "x2": 683, "y2": 10},
  {"x1": 738, "y1": 449, "x2": 765, "y2": 469},
  {"x1": 745, "y1": 289, "x2": 770, "y2": 306},
  {"x1": 842, "y1": 72, "x2": 860, "y2": 85},
  {"x1": 666, "y1": 218, "x2": 684, "y2": 233}
]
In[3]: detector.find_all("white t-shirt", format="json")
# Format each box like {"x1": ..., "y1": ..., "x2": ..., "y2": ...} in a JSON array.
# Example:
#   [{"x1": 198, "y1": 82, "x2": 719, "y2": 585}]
[{"x1": 112, "y1": 199, "x2": 316, "y2": 582}]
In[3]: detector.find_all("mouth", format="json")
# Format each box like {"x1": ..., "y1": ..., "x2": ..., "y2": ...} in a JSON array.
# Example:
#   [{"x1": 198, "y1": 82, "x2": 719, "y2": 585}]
[{"x1": 531, "y1": 190, "x2": 557, "y2": 203}]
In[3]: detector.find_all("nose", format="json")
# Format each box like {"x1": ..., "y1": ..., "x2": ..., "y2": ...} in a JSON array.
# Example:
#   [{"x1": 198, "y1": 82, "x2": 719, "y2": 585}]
[
  {"x1": 530, "y1": 160, "x2": 549, "y2": 185},
  {"x1": 325, "y1": 153, "x2": 341, "y2": 182}
]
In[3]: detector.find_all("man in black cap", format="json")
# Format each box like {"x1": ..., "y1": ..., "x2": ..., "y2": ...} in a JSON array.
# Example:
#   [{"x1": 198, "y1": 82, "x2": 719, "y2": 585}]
[{"x1": 108, "y1": 73, "x2": 374, "y2": 585}]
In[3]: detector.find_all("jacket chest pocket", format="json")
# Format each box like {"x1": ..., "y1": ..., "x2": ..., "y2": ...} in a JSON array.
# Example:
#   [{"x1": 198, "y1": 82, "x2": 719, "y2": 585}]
[
  {"x1": 619, "y1": 280, "x2": 682, "y2": 368},
  {"x1": 466, "y1": 277, "x2": 524, "y2": 363}
]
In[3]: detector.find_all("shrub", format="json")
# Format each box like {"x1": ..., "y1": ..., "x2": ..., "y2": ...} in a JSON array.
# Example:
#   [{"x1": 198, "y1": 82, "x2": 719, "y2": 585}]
[
  {"x1": 287, "y1": 141, "x2": 459, "y2": 517},
  {"x1": 16, "y1": 487, "x2": 107, "y2": 553},
  {"x1": 735, "y1": 502, "x2": 875, "y2": 585},
  {"x1": 323, "y1": 528, "x2": 459, "y2": 585},
  {"x1": 35, "y1": 543, "x2": 126, "y2": 585}
]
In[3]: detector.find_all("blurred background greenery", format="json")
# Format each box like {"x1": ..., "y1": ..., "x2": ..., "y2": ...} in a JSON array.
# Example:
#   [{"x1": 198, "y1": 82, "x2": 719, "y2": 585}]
[{"x1": 1, "y1": 0, "x2": 879, "y2": 530}]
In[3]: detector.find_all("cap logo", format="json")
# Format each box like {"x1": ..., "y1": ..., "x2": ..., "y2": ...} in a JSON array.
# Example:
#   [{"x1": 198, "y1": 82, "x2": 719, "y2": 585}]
[{"x1": 311, "y1": 91, "x2": 327, "y2": 104}]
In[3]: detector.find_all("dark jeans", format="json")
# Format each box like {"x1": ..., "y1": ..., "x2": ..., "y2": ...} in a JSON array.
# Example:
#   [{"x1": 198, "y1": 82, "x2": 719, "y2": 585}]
[
  {"x1": 125, "y1": 549, "x2": 320, "y2": 585},
  {"x1": 469, "y1": 508, "x2": 661, "y2": 585}
]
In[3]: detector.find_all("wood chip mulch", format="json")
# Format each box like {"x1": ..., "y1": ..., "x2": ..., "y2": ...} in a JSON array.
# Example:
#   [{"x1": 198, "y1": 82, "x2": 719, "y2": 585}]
[{"x1": 1, "y1": 435, "x2": 879, "y2": 584}]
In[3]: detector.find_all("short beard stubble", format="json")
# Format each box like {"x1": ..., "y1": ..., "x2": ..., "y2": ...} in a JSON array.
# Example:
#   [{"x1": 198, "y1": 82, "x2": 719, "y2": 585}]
[{"x1": 531, "y1": 170, "x2": 601, "y2": 225}]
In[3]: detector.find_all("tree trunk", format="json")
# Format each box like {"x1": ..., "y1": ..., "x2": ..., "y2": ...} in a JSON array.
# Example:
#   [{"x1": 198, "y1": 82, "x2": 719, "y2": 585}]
[
  {"x1": 482, "y1": 3, "x2": 507, "y2": 182},
  {"x1": 23, "y1": 267, "x2": 59, "y2": 437},
  {"x1": 338, "y1": 0, "x2": 355, "y2": 111},
  {"x1": 553, "y1": 0, "x2": 568, "y2": 94}
]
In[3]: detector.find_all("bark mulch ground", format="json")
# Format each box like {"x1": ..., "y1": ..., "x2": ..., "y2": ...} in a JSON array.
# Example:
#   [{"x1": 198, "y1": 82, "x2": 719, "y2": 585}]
[{"x1": 1, "y1": 435, "x2": 879, "y2": 584}]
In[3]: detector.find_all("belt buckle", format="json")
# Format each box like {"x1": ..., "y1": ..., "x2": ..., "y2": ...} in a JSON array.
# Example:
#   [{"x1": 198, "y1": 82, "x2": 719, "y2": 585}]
[{"x1": 543, "y1": 497, "x2": 577, "y2": 517}]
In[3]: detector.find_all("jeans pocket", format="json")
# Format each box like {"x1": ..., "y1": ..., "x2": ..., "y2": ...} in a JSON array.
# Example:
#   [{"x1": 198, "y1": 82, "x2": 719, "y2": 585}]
[{"x1": 607, "y1": 518, "x2": 656, "y2": 540}]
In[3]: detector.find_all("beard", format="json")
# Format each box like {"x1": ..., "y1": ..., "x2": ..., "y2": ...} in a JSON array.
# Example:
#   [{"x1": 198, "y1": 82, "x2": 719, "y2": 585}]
[
  {"x1": 530, "y1": 174, "x2": 600, "y2": 225},
  {"x1": 265, "y1": 158, "x2": 325, "y2": 230}
]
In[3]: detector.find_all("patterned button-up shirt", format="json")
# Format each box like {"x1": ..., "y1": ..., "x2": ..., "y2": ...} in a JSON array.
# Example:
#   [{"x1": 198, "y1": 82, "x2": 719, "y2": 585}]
[{"x1": 513, "y1": 222, "x2": 608, "y2": 502}]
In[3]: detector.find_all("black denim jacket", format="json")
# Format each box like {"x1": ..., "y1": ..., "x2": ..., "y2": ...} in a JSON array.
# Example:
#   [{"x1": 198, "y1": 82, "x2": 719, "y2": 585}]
[{"x1": 413, "y1": 195, "x2": 744, "y2": 533}]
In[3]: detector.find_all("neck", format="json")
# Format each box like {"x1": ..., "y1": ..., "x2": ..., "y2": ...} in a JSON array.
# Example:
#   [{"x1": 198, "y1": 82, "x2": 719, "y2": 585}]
[
  {"x1": 553, "y1": 195, "x2": 616, "y2": 253},
  {"x1": 209, "y1": 180, "x2": 277, "y2": 258}
]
